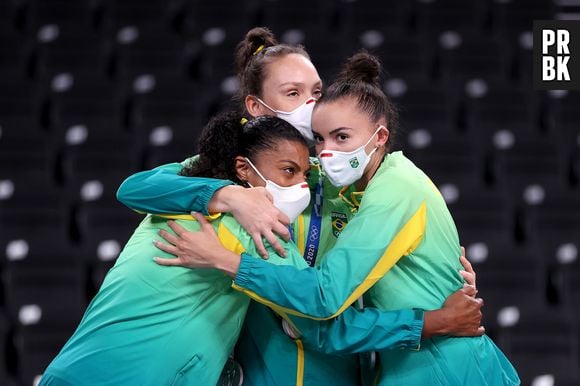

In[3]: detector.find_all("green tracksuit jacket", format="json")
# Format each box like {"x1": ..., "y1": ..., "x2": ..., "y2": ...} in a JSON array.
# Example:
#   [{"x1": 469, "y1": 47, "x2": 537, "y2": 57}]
[
  {"x1": 41, "y1": 209, "x2": 414, "y2": 386},
  {"x1": 231, "y1": 152, "x2": 521, "y2": 386},
  {"x1": 114, "y1": 158, "x2": 424, "y2": 386}
]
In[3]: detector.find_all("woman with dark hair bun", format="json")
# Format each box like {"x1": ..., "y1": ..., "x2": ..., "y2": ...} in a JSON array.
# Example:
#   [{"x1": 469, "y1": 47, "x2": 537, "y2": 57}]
[
  {"x1": 116, "y1": 28, "x2": 486, "y2": 385},
  {"x1": 154, "y1": 51, "x2": 520, "y2": 386}
]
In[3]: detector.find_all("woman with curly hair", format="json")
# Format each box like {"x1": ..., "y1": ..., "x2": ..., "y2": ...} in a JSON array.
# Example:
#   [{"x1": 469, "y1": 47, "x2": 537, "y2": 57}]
[
  {"x1": 112, "y1": 27, "x2": 485, "y2": 386},
  {"x1": 39, "y1": 114, "x2": 314, "y2": 385},
  {"x1": 154, "y1": 51, "x2": 520, "y2": 386}
]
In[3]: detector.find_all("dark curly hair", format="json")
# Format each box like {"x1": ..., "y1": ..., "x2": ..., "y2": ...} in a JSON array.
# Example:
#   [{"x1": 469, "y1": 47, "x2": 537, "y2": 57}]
[
  {"x1": 180, "y1": 111, "x2": 308, "y2": 184},
  {"x1": 318, "y1": 50, "x2": 398, "y2": 151}
]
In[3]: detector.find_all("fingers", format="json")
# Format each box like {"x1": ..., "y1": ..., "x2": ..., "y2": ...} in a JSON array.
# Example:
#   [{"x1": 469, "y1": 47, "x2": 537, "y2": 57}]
[
  {"x1": 191, "y1": 211, "x2": 212, "y2": 231},
  {"x1": 153, "y1": 257, "x2": 183, "y2": 266},
  {"x1": 154, "y1": 240, "x2": 179, "y2": 256},
  {"x1": 277, "y1": 211, "x2": 291, "y2": 226},
  {"x1": 263, "y1": 229, "x2": 287, "y2": 258},
  {"x1": 460, "y1": 245, "x2": 465, "y2": 258},
  {"x1": 260, "y1": 187, "x2": 274, "y2": 203},
  {"x1": 459, "y1": 270, "x2": 476, "y2": 287},
  {"x1": 158, "y1": 229, "x2": 180, "y2": 246},
  {"x1": 476, "y1": 326, "x2": 486, "y2": 335},
  {"x1": 251, "y1": 232, "x2": 269, "y2": 259},
  {"x1": 271, "y1": 221, "x2": 291, "y2": 243},
  {"x1": 167, "y1": 220, "x2": 188, "y2": 237},
  {"x1": 459, "y1": 255, "x2": 474, "y2": 274},
  {"x1": 461, "y1": 284, "x2": 477, "y2": 297}
]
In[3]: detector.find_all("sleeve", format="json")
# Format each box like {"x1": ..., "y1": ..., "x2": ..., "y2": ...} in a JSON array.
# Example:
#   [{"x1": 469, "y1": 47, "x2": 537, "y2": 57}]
[
  {"x1": 284, "y1": 306, "x2": 424, "y2": 355},
  {"x1": 116, "y1": 160, "x2": 234, "y2": 216},
  {"x1": 232, "y1": 188, "x2": 427, "y2": 320}
]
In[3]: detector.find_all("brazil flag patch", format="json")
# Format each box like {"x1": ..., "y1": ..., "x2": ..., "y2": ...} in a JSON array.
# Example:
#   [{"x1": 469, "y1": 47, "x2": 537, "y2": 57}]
[{"x1": 331, "y1": 211, "x2": 348, "y2": 238}]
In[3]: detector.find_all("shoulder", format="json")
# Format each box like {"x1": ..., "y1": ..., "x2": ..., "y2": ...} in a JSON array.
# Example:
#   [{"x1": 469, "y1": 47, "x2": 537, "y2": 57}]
[{"x1": 361, "y1": 152, "x2": 430, "y2": 209}]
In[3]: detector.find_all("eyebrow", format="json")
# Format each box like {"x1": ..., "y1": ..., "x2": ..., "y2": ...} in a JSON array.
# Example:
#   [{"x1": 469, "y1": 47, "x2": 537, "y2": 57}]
[
  {"x1": 328, "y1": 127, "x2": 353, "y2": 135},
  {"x1": 278, "y1": 81, "x2": 322, "y2": 88},
  {"x1": 279, "y1": 159, "x2": 307, "y2": 170}
]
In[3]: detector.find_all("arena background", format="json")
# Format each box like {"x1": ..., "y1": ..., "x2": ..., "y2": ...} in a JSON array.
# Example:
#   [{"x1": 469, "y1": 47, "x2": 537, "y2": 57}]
[{"x1": 0, "y1": 0, "x2": 579, "y2": 385}]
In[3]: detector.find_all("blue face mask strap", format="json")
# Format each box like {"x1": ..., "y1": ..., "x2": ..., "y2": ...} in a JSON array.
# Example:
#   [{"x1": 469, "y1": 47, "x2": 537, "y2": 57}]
[{"x1": 303, "y1": 176, "x2": 323, "y2": 267}]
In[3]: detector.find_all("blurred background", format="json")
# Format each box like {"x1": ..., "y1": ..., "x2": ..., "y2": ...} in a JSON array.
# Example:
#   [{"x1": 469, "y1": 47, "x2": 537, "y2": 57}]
[{"x1": 0, "y1": 0, "x2": 579, "y2": 385}]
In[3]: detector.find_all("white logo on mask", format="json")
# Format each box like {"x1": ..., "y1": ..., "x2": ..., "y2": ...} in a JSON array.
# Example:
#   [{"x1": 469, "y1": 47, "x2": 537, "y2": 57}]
[{"x1": 318, "y1": 126, "x2": 385, "y2": 187}]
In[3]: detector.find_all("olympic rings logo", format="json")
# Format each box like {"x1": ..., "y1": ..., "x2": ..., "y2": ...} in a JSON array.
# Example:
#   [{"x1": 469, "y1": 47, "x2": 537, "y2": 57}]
[{"x1": 309, "y1": 226, "x2": 320, "y2": 241}]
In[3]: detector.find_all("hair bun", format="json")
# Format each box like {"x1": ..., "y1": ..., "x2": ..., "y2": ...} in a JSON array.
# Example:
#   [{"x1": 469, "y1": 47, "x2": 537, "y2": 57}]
[
  {"x1": 234, "y1": 27, "x2": 278, "y2": 75},
  {"x1": 338, "y1": 50, "x2": 381, "y2": 85}
]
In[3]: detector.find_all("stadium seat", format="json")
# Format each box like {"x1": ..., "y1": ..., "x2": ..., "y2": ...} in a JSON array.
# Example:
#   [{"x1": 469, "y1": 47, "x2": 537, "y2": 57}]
[
  {"x1": 547, "y1": 90, "x2": 580, "y2": 157},
  {"x1": 446, "y1": 183, "x2": 516, "y2": 248},
  {"x1": 414, "y1": 0, "x2": 489, "y2": 36},
  {"x1": 491, "y1": 0, "x2": 556, "y2": 37},
  {"x1": 13, "y1": 327, "x2": 76, "y2": 386},
  {"x1": 75, "y1": 200, "x2": 144, "y2": 291},
  {"x1": 129, "y1": 76, "x2": 206, "y2": 154},
  {"x1": 494, "y1": 306, "x2": 580, "y2": 385},
  {"x1": 111, "y1": 25, "x2": 187, "y2": 82},
  {"x1": 372, "y1": 35, "x2": 434, "y2": 82},
  {"x1": 259, "y1": 0, "x2": 330, "y2": 33},
  {"x1": 462, "y1": 81, "x2": 541, "y2": 140},
  {"x1": 489, "y1": 138, "x2": 570, "y2": 207},
  {"x1": 0, "y1": 18, "x2": 32, "y2": 80},
  {"x1": 22, "y1": 0, "x2": 96, "y2": 34},
  {"x1": 436, "y1": 33, "x2": 511, "y2": 86},
  {"x1": 0, "y1": 78, "x2": 44, "y2": 135},
  {"x1": 100, "y1": 0, "x2": 178, "y2": 34},
  {"x1": 465, "y1": 242, "x2": 545, "y2": 335},
  {"x1": 386, "y1": 77, "x2": 458, "y2": 132},
  {"x1": 341, "y1": 0, "x2": 412, "y2": 37},
  {"x1": 523, "y1": 190, "x2": 580, "y2": 265}
]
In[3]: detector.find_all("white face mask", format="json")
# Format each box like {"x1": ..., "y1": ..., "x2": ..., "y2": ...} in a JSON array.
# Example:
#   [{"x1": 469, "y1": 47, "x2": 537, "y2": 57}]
[
  {"x1": 245, "y1": 158, "x2": 311, "y2": 223},
  {"x1": 255, "y1": 97, "x2": 316, "y2": 141},
  {"x1": 318, "y1": 125, "x2": 385, "y2": 187}
]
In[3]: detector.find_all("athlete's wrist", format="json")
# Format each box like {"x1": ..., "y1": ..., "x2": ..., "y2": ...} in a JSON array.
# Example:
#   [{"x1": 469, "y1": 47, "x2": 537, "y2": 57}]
[
  {"x1": 421, "y1": 309, "x2": 449, "y2": 339},
  {"x1": 214, "y1": 248, "x2": 242, "y2": 278},
  {"x1": 208, "y1": 185, "x2": 243, "y2": 214}
]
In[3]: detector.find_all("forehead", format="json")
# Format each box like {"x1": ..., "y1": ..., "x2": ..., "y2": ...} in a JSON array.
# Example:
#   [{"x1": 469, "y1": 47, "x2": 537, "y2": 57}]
[
  {"x1": 265, "y1": 53, "x2": 320, "y2": 84},
  {"x1": 254, "y1": 139, "x2": 310, "y2": 166},
  {"x1": 312, "y1": 97, "x2": 371, "y2": 129}
]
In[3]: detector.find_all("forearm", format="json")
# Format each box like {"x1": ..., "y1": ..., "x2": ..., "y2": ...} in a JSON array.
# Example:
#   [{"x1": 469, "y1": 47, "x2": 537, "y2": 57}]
[
  {"x1": 422, "y1": 309, "x2": 452, "y2": 339},
  {"x1": 232, "y1": 246, "x2": 394, "y2": 320},
  {"x1": 207, "y1": 185, "x2": 247, "y2": 214},
  {"x1": 116, "y1": 162, "x2": 233, "y2": 215},
  {"x1": 290, "y1": 307, "x2": 423, "y2": 355}
]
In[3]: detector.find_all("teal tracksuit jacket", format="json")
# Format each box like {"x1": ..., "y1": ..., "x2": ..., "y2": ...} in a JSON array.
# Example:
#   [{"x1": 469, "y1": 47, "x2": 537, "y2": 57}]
[{"x1": 115, "y1": 157, "x2": 425, "y2": 385}]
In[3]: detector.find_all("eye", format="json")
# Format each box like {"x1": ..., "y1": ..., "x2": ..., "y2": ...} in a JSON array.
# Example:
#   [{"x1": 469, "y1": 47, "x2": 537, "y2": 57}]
[
  {"x1": 312, "y1": 89, "x2": 322, "y2": 99},
  {"x1": 283, "y1": 167, "x2": 296, "y2": 175},
  {"x1": 313, "y1": 134, "x2": 324, "y2": 143},
  {"x1": 337, "y1": 133, "x2": 349, "y2": 142},
  {"x1": 287, "y1": 90, "x2": 299, "y2": 97}
]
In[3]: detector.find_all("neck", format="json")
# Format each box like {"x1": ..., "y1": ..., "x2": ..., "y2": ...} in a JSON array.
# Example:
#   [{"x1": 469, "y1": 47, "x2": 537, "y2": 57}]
[{"x1": 354, "y1": 150, "x2": 385, "y2": 191}]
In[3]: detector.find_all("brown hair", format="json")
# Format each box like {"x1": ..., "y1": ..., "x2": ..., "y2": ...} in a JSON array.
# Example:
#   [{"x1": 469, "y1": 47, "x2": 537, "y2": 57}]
[
  {"x1": 319, "y1": 50, "x2": 398, "y2": 151},
  {"x1": 234, "y1": 27, "x2": 311, "y2": 102}
]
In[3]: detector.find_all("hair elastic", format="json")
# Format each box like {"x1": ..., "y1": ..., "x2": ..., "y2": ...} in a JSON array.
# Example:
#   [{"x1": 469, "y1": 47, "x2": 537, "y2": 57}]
[{"x1": 253, "y1": 44, "x2": 265, "y2": 55}]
